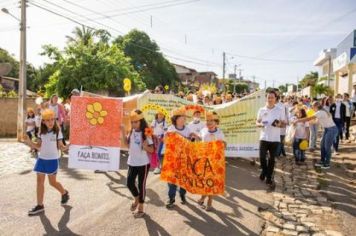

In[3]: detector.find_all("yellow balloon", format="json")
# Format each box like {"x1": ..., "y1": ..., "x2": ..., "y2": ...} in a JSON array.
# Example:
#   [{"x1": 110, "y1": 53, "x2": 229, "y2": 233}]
[
  {"x1": 299, "y1": 140, "x2": 309, "y2": 151},
  {"x1": 164, "y1": 85, "x2": 169, "y2": 90},
  {"x1": 123, "y1": 78, "x2": 131, "y2": 86},
  {"x1": 124, "y1": 83, "x2": 131, "y2": 92},
  {"x1": 306, "y1": 108, "x2": 315, "y2": 117}
]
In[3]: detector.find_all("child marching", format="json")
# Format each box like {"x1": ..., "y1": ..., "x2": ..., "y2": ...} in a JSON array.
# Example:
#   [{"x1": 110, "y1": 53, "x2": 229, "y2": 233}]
[
  {"x1": 165, "y1": 106, "x2": 198, "y2": 208},
  {"x1": 291, "y1": 108, "x2": 310, "y2": 165},
  {"x1": 197, "y1": 111, "x2": 225, "y2": 211},
  {"x1": 24, "y1": 109, "x2": 69, "y2": 216},
  {"x1": 122, "y1": 110, "x2": 154, "y2": 218},
  {"x1": 151, "y1": 111, "x2": 168, "y2": 174}
]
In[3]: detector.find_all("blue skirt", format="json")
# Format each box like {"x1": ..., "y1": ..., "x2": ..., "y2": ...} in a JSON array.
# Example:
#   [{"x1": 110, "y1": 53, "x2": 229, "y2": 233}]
[{"x1": 34, "y1": 158, "x2": 59, "y2": 175}]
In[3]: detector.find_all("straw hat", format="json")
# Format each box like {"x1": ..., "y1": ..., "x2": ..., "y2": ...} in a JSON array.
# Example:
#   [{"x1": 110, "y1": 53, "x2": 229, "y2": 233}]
[
  {"x1": 42, "y1": 109, "x2": 55, "y2": 120},
  {"x1": 171, "y1": 106, "x2": 186, "y2": 117},
  {"x1": 130, "y1": 110, "x2": 144, "y2": 122},
  {"x1": 206, "y1": 111, "x2": 219, "y2": 121}
]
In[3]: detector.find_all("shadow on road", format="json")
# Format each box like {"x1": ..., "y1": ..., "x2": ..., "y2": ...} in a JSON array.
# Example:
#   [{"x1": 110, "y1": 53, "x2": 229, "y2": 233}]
[
  {"x1": 39, "y1": 205, "x2": 80, "y2": 236},
  {"x1": 143, "y1": 214, "x2": 170, "y2": 236}
]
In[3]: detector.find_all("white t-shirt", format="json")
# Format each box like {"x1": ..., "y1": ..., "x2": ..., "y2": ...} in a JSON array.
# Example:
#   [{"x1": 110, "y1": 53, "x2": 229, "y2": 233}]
[
  {"x1": 26, "y1": 117, "x2": 36, "y2": 132},
  {"x1": 200, "y1": 127, "x2": 225, "y2": 142},
  {"x1": 188, "y1": 120, "x2": 206, "y2": 136},
  {"x1": 167, "y1": 125, "x2": 192, "y2": 138},
  {"x1": 295, "y1": 122, "x2": 309, "y2": 139},
  {"x1": 127, "y1": 130, "x2": 153, "y2": 166},
  {"x1": 276, "y1": 102, "x2": 288, "y2": 135},
  {"x1": 151, "y1": 119, "x2": 168, "y2": 137},
  {"x1": 257, "y1": 105, "x2": 286, "y2": 142},
  {"x1": 39, "y1": 130, "x2": 63, "y2": 160},
  {"x1": 35, "y1": 115, "x2": 41, "y2": 128},
  {"x1": 49, "y1": 104, "x2": 59, "y2": 119},
  {"x1": 315, "y1": 110, "x2": 335, "y2": 128},
  {"x1": 343, "y1": 101, "x2": 352, "y2": 117}
]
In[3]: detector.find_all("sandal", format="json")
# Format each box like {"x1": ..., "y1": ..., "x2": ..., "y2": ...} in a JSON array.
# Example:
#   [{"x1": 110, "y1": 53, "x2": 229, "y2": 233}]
[
  {"x1": 206, "y1": 206, "x2": 214, "y2": 212},
  {"x1": 197, "y1": 199, "x2": 204, "y2": 206},
  {"x1": 130, "y1": 203, "x2": 138, "y2": 212},
  {"x1": 134, "y1": 211, "x2": 145, "y2": 218}
]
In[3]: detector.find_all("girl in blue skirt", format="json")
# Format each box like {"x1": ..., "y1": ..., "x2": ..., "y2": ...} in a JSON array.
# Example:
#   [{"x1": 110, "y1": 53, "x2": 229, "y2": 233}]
[{"x1": 24, "y1": 109, "x2": 69, "y2": 216}]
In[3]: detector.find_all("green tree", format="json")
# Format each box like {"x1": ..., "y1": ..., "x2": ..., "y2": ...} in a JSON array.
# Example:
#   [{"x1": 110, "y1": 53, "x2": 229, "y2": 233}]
[
  {"x1": 299, "y1": 71, "x2": 318, "y2": 88},
  {"x1": 278, "y1": 84, "x2": 287, "y2": 93},
  {"x1": 312, "y1": 84, "x2": 334, "y2": 97},
  {"x1": 42, "y1": 28, "x2": 144, "y2": 98},
  {"x1": 113, "y1": 29, "x2": 178, "y2": 90},
  {"x1": 0, "y1": 48, "x2": 19, "y2": 78}
]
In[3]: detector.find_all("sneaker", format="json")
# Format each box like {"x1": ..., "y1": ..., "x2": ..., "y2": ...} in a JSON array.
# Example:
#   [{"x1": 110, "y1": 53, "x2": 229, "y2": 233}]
[
  {"x1": 314, "y1": 162, "x2": 324, "y2": 167},
  {"x1": 153, "y1": 168, "x2": 161, "y2": 175},
  {"x1": 180, "y1": 195, "x2": 187, "y2": 205},
  {"x1": 166, "y1": 198, "x2": 175, "y2": 209},
  {"x1": 321, "y1": 165, "x2": 330, "y2": 170},
  {"x1": 61, "y1": 191, "x2": 69, "y2": 205},
  {"x1": 259, "y1": 173, "x2": 266, "y2": 181},
  {"x1": 28, "y1": 205, "x2": 44, "y2": 216}
]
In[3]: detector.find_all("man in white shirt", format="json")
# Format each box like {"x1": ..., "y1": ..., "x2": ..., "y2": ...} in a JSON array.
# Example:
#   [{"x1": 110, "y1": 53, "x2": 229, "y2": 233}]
[{"x1": 256, "y1": 90, "x2": 286, "y2": 188}]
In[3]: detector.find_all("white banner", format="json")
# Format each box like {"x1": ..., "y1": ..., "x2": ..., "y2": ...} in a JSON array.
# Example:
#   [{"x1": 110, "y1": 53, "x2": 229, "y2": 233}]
[{"x1": 69, "y1": 145, "x2": 120, "y2": 171}]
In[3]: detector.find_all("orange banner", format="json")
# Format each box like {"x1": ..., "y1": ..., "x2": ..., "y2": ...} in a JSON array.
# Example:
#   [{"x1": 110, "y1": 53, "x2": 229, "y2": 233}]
[
  {"x1": 70, "y1": 96, "x2": 123, "y2": 147},
  {"x1": 160, "y1": 133, "x2": 225, "y2": 195}
]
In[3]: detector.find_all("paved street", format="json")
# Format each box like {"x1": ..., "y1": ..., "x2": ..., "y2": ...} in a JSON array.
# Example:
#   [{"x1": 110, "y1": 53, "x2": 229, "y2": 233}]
[
  {"x1": 0, "y1": 141, "x2": 272, "y2": 236},
  {"x1": 1, "y1": 139, "x2": 355, "y2": 236}
]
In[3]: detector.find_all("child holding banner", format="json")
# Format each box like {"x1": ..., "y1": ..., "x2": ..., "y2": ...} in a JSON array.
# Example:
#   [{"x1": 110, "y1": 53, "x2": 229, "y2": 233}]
[
  {"x1": 122, "y1": 110, "x2": 154, "y2": 218},
  {"x1": 24, "y1": 109, "x2": 69, "y2": 216},
  {"x1": 151, "y1": 111, "x2": 168, "y2": 174},
  {"x1": 165, "y1": 106, "x2": 198, "y2": 208},
  {"x1": 187, "y1": 109, "x2": 206, "y2": 140},
  {"x1": 197, "y1": 111, "x2": 225, "y2": 211}
]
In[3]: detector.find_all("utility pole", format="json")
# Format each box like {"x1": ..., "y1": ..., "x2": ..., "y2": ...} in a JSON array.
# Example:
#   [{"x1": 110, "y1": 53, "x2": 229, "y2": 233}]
[
  {"x1": 233, "y1": 64, "x2": 237, "y2": 94},
  {"x1": 150, "y1": 15, "x2": 153, "y2": 28},
  {"x1": 222, "y1": 52, "x2": 226, "y2": 91},
  {"x1": 17, "y1": 0, "x2": 27, "y2": 141},
  {"x1": 264, "y1": 80, "x2": 267, "y2": 89},
  {"x1": 272, "y1": 80, "x2": 275, "y2": 88},
  {"x1": 327, "y1": 55, "x2": 331, "y2": 87}
]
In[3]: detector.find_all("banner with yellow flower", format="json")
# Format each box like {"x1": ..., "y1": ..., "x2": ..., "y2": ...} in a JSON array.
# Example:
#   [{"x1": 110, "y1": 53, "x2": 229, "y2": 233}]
[
  {"x1": 160, "y1": 133, "x2": 225, "y2": 195},
  {"x1": 69, "y1": 96, "x2": 123, "y2": 171}
]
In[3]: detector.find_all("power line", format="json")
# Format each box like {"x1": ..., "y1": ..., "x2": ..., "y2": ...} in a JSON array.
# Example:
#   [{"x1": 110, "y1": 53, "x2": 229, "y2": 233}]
[
  {"x1": 225, "y1": 52, "x2": 312, "y2": 63},
  {"x1": 28, "y1": 1, "x2": 220, "y2": 68}
]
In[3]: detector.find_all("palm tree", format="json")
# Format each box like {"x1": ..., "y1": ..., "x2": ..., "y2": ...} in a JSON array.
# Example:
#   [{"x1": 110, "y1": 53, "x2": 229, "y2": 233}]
[{"x1": 66, "y1": 25, "x2": 95, "y2": 45}]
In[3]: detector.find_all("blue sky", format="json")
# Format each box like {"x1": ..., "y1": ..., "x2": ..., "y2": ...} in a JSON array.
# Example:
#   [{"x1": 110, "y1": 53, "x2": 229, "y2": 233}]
[{"x1": 0, "y1": 0, "x2": 355, "y2": 88}]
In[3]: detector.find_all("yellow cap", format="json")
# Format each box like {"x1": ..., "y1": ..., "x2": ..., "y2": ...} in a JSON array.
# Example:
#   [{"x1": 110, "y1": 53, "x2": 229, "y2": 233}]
[
  {"x1": 130, "y1": 110, "x2": 144, "y2": 122},
  {"x1": 27, "y1": 107, "x2": 34, "y2": 113},
  {"x1": 186, "y1": 94, "x2": 193, "y2": 101},
  {"x1": 42, "y1": 109, "x2": 55, "y2": 120}
]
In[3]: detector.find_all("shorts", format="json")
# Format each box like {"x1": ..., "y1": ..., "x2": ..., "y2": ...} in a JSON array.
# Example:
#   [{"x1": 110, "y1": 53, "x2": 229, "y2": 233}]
[{"x1": 34, "y1": 158, "x2": 59, "y2": 175}]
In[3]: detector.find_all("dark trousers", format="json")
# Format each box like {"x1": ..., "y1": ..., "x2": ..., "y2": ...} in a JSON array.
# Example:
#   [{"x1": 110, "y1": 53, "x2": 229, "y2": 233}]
[
  {"x1": 353, "y1": 102, "x2": 356, "y2": 117},
  {"x1": 333, "y1": 118, "x2": 344, "y2": 151},
  {"x1": 127, "y1": 164, "x2": 150, "y2": 203},
  {"x1": 276, "y1": 135, "x2": 286, "y2": 156},
  {"x1": 259, "y1": 140, "x2": 279, "y2": 181},
  {"x1": 345, "y1": 116, "x2": 351, "y2": 139}
]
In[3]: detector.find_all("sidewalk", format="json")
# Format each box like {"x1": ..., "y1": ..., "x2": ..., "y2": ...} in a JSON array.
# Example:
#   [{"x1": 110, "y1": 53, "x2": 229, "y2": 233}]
[{"x1": 260, "y1": 140, "x2": 356, "y2": 236}]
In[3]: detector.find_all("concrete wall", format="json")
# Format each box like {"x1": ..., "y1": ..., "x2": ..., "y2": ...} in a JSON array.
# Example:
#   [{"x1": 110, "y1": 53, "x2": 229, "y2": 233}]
[{"x1": 0, "y1": 98, "x2": 36, "y2": 137}]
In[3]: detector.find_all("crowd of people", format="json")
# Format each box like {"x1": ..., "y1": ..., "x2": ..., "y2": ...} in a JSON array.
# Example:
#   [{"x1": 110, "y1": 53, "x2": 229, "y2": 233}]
[
  {"x1": 256, "y1": 87, "x2": 356, "y2": 189},
  {"x1": 22, "y1": 85, "x2": 356, "y2": 218}
]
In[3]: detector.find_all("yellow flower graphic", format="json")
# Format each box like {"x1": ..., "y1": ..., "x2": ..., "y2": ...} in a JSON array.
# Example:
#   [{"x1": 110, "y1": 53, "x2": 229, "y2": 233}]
[{"x1": 86, "y1": 102, "x2": 108, "y2": 125}]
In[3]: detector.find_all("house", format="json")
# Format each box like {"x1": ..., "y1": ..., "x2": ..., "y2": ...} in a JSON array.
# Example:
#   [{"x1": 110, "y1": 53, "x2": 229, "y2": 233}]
[
  {"x1": 0, "y1": 76, "x2": 19, "y2": 92},
  {"x1": 172, "y1": 64, "x2": 197, "y2": 86},
  {"x1": 194, "y1": 71, "x2": 218, "y2": 85},
  {"x1": 333, "y1": 30, "x2": 356, "y2": 95},
  {"x1": 313, "y1": 48, "x2": 336, "y2": 88}
]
